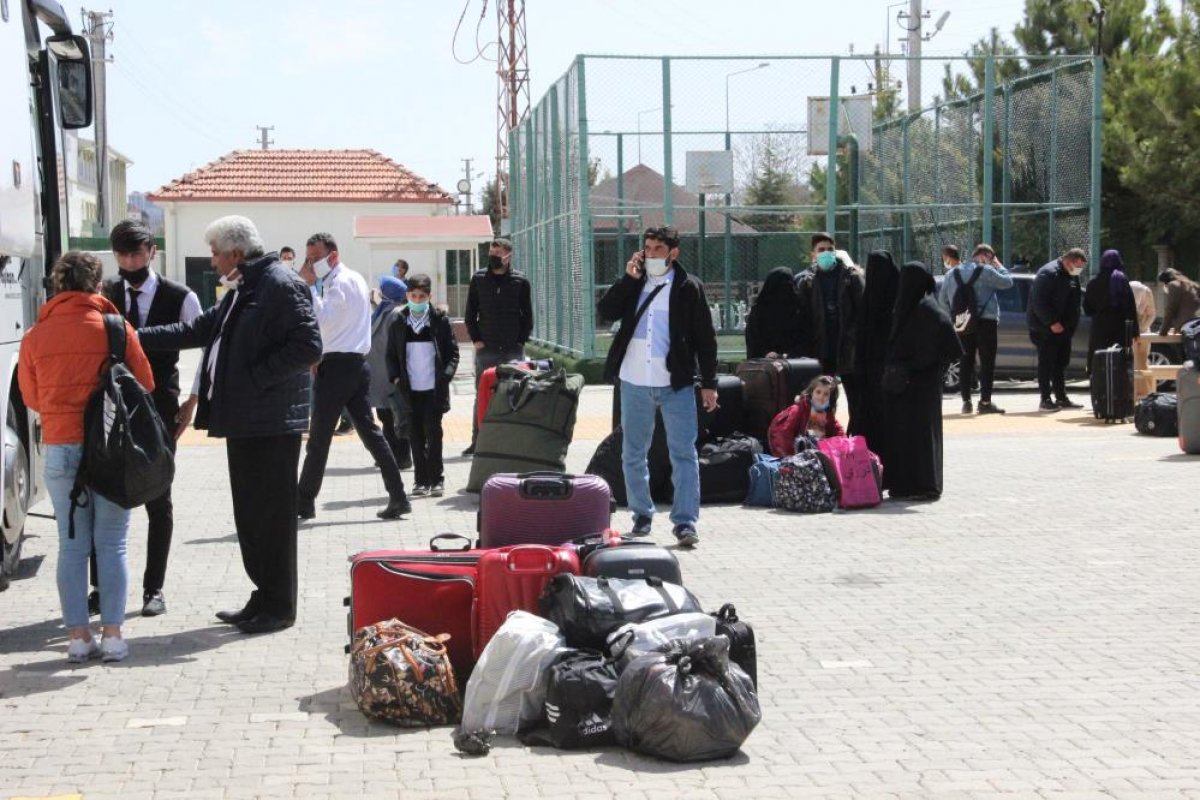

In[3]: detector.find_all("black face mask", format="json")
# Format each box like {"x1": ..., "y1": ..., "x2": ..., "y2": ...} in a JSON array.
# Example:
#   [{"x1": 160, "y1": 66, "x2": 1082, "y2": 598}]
[
  {"x1": 488, "y1": 254, "x2": 507, "y2": 272},
  {"x1": 119, "y1": 266, "x2": 150, "y2": 286}
]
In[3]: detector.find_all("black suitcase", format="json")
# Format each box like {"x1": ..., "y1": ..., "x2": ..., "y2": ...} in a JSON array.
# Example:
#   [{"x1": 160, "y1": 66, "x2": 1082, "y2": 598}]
[
  {"x1": 698, "y1": 433, "x2": 762, "y2": 504},
  {"x1": 582, "y1": 543, "x2": 682, "y2": 585},
  {"x1": 585, "y1": 425, "x2": 672, "y2": 507},
  {"x1": 699, "y1": 375, "x2": 745, "y2": 442},
  {"x1": 1090, "y1": 345, "x2": 1134, "y2": 422},
  {"x1": 712, "y1": 603, "x2": 757, "y2": 689}
]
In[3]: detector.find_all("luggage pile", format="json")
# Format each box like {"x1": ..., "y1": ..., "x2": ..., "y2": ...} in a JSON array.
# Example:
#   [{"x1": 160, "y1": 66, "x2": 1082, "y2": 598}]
[
  {"x1": 747, "y1": 435, "x2": 883, "y2": 513},
  {"x1": 344, "y1": 473, "x2": 763, "y2": 762}
]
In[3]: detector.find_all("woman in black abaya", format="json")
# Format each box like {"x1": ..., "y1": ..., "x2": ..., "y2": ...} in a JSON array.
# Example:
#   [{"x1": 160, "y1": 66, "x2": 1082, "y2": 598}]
[
  {"x1": 744, "y1": 266, "x2": 803, "y2": 358},
  {"x1": 882, "y1": 261, "x2": 961, "y2": 501},
  {"x1": 851, "y1": 250, "x2": 901, "y2": 453}
]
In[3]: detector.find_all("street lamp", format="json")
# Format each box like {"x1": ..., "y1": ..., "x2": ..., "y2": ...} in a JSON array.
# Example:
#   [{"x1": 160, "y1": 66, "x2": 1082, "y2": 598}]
[
  {"x1": 636, "y1": 106, "x2": 661, "y2": 165},
  {"x1": 724, "y1": 62, "x2": 770, "y2": 137}
]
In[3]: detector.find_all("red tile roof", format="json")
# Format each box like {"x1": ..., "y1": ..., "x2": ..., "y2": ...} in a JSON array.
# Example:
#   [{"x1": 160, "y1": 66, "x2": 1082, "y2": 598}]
[
  {"x1": 354, "y1": 215, "x2": 495, "y2": 240},
  {"x1": 148, "y1": 149, "x2": 453, "y2": 204}
]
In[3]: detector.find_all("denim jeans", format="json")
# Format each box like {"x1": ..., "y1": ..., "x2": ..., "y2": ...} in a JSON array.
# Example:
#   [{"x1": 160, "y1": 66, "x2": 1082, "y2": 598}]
[
  {"x1": 44, "y1": 444, "x2": 131, "y2": 628},
  {"x1": 619, "y1": 380, "x2": 700, "y2": 527}
]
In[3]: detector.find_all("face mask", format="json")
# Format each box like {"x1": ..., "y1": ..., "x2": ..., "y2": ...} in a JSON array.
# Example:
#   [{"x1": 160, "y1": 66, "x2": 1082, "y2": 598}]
[
  {"x1": 488, "y1": 254, "x2": 507, "y2": 271},
  {"x1": 816, "y1": 251, "x2": 838, "y2": 271},
  {"x1": 644, "y1": 257, "x2": 670, "y2": 277},
  {"x1": 943, "y1": 261, "x2": 952, "y2": 272},
  {"x1": 119, "y1": 266, "x2": 150, "y2": 286},
  {"x1": 1163, "y1": 284, "x2": 1170, "y2": 295},
  {"x1": 407, "y1": 300, "x2": 429, "y2": 315},
  {"x1": 219, "y1": 274, "x2": 240, "y2": 289},
  {"x1": 811, "y1": 399, "x2": 830, "y2": 412},
  {"x1": 313, "y1": 256, "x2": 332, "y2": 279},
  {"x1": 1068, "y1": 266, "x2": 1084, "y2": 277}
]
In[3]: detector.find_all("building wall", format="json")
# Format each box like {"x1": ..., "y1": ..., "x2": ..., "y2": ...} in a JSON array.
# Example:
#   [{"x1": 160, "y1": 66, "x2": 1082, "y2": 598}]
[{"x1": 159, "y1": 200, "x2": 452, "y2": 304}]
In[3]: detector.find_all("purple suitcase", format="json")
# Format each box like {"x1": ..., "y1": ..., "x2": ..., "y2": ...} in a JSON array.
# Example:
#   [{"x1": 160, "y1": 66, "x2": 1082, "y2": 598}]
[{"x1": 478, "y1": 471, "x2": 613, "y2": 548}]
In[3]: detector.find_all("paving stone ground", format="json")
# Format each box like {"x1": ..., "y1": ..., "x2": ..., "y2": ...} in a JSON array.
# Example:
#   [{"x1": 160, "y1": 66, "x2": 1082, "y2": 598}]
[{"x1": 2, "y1": 350, "x2": 1200, "y2": 799}]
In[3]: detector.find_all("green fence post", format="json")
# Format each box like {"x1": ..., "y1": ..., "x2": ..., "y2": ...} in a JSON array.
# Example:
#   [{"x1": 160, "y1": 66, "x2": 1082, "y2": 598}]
[
  {"x1": 1048, "y1": 63, "x2": 1059, "y2": 261},
  {"x1": 825, "y1": 57, "x2": 840, "y2": 236},
  {"x1": 1089, "y1": 56, "x2": 1103, "y2": 271},
  {"x1": 661, "y1": 58, "x2": 673, "y2": 225},
  {"x1": 982, "y1": 55, "x2": 996, "y2": 247},
  {"x1": 1002, "y1": 83, "x2": 1012, "y2": 266},
  {"x1": 723, "y1": 129, "x2": 733, "y2": 336},
  {"x1": 577, "y1": 57, "x2": 596, "y2": 359},
  {"x1": 902, "y1": 114, "x2": 911, "y2": 262},
  {"x1": 616, "y1": 132, "x2": 625, "y2": 272},
  {"x1": 550, "y1": 85, "x2": 565, "y2": 353}
]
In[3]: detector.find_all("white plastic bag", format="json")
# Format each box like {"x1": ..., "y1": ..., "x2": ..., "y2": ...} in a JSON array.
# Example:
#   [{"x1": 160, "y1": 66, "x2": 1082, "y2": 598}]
[{"x1": 460, "y1": 611, "x2": 565, "y2": 735}]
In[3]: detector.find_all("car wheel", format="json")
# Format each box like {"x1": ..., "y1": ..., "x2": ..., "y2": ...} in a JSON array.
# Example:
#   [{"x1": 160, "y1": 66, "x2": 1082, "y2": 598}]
[
  {"x1": 1147, "y1": 349, "x2": 1176, "y2": 391},
  {"x1": 943, "y1": 361, "x2": 961, "y2": 393}
]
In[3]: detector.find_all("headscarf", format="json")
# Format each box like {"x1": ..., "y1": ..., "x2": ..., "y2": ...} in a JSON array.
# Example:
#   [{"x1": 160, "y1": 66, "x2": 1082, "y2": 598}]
[
  {"x1": 373, "y1": 275, "x2": 408, "y2": 322},
  {"x1": 860, "y1": 250, "x2": 900, "y2": 363},
  {"x1": 890, "y1": 261, "x2": 935, "y2": 342},
  {"x1": 1099, "y1": 248, "x2": 1132, "y2": 309},
  {"x1": 752, "y1": 267, "x2": 798, "y2": 313}
]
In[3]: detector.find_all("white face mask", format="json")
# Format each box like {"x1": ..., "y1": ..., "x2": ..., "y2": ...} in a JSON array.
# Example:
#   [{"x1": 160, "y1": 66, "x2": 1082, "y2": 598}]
[
  {"x1": 219, "y1": 274, "x2": 240, "y2": 288},
  {"x1": 1163, "y1": 284, "x2": 1170, "y2": 295},
  {"x1": 1068, "y1": 266, "x2": 1084, "y2": 277},
  {"x1": 313, "y1": 256, "x2": 333, "y2": 279},
  {"x1": 644, "y1": 257, "x2": 670, "y2": 277}
]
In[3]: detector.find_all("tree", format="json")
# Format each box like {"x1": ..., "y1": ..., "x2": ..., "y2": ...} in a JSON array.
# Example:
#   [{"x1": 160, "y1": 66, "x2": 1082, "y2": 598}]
[
  {"x1": 735, "y1": 130, "x2": 809, "y2": 232},
  {"x1": 481, "y1": 176, "x2": 501, "y2": 236}
]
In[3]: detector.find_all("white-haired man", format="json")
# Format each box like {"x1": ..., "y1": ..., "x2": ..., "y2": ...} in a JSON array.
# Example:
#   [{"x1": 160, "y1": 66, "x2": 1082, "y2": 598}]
[{"x1": 138, "y1": 215, "x2": 322, "y2": 634}]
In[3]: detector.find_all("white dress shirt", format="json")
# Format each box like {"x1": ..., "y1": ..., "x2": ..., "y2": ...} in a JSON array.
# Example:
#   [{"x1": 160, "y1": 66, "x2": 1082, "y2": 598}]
[
  {"x1": 310, "y1": 263, "x2": 372, "y2": 355},
  {"x1": 405, "y1": 312, "x2": 437, "y2": 392},
  {"x1": 619, "y1": 271, "x2": 674, "y2": 388},
  {"x1": 124, "y1": 269, "x2": 203, "y2": 329}
]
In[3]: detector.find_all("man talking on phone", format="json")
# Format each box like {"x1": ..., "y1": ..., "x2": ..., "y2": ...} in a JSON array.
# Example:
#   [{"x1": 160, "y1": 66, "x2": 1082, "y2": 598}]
[{"x1": 597, "y1": 226, "x2": 718, "y2": 548}]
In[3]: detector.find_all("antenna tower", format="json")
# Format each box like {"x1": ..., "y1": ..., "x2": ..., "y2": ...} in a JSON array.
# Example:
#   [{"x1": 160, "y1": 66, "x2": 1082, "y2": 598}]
[{"x1": 495, "y1": 0, "x2": 529, "y2": 220}]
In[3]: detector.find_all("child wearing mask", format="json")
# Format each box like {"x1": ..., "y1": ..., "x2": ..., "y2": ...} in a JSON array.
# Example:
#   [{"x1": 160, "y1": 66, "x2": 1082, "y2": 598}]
[
  {"x1": 385, "y1": 274, "x2": 459, "y2": 497},
  {"x1": 767, "y1": 374, "x2": 845, "y2": 457}
]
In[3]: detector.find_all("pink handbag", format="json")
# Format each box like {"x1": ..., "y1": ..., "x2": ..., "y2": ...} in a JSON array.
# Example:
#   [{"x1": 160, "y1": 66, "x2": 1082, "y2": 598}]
[{"x1": 817, "y1": 435, "x2": 883, "y2": 509}]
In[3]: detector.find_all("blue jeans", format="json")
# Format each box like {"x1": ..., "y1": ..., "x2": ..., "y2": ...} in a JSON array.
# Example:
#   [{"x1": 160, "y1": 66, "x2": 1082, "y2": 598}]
[
  {"x1": 44, "y1": 444, "x2": 131, "y2": 628},
  {"x1": 620, "y1": 380, "x2": 700, "y2": 527}
]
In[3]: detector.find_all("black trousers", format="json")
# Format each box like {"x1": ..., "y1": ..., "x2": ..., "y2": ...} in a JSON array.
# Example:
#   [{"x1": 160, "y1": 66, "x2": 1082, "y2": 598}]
[
  {"x1": 1031, "y1": 331, "x2": 1073, "y2": 401},
  {"x1": 959, "y1": 319, "x2": 999, "y2": 403},
  {"x1": 298, "y1": 354, "x2": 405, "y2": 503},
  {"x1": 227, "y1": 434, "x2": 301, "y2": 619},
  {"x1": 409, "y1": 390, "x2": 445, "y2": 487},
  {"x1": 375, "y1": 407, "x2": 411, "y2": 468},
  {"x1": 471, "y1": 344, "x2": 525, "y2": 442}
]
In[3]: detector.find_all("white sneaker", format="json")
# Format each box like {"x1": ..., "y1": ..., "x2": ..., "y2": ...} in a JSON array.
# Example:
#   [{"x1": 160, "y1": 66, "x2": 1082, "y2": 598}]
[
  {"x1": 101, "y1": 636, "x2": 129, "y2": 663},
  {"x1": 67, "y1": 637, "x2": 101, "y2": 663}
]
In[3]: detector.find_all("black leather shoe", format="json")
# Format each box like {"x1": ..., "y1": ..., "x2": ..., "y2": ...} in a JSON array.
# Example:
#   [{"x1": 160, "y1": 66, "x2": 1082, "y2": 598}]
[
  {"x1": 237, "y1": 613, "x2": 295, "y2": 634},
  {"x1": 377, "y1": 498, "x2": 413, "y2": 519},
  {"x1": 215, "y1": 606, "x2": 256, "y2": 625},
  {"x1": 298, "y1": 501, "x2": 316, "y2": 520}
]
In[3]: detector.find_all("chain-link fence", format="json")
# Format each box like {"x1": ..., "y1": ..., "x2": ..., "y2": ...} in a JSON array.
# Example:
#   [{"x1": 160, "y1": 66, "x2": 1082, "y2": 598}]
[{"x1": 509, "y1": 55, "x2": 1101, "y2": 360}]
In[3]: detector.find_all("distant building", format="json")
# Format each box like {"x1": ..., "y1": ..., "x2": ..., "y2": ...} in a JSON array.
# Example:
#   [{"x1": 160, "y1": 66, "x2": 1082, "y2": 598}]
[
  {"x1": 126, "y1": 191, "x2": 165, "y2": 235},
  {"x1": 61, "y1": 132, "x2": 131, "y2": 238}
]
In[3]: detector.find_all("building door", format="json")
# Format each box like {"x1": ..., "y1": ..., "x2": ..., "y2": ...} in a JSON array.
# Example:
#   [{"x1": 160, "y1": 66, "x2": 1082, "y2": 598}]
[{"x1": 185, "y1": 257, "x2": 219, "y2": 309}]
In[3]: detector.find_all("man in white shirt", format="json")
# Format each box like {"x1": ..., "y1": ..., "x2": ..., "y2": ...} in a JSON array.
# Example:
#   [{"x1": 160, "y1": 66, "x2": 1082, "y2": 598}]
[{"x1": 297, "y1": 233, "x2": 410, "y2": 520}]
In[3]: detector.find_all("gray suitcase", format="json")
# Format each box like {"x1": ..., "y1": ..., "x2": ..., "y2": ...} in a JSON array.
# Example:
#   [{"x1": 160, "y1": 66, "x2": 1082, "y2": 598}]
[{"x1": 1178, "y1": 363, "x2": 1200, "y2": 454}]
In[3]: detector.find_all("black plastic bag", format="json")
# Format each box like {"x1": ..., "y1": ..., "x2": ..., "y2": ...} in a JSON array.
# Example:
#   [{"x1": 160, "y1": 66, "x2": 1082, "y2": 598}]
[
  {"x1": 519, "y1": 649, "x2": 620, "y2": 749},
  {"x1": 611, "y1": 636, "x2": 761, "y2": 762},
  {"x1": 538, "y1": 574, "x2": 704, "y2": 651}
]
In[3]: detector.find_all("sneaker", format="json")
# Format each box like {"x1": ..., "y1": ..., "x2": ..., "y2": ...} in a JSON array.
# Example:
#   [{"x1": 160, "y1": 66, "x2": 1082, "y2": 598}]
[
  {"x1": 67, "y1": 637, "x2": 100, "y2": 663},
  {"x1": 1056, "y1": 397, "x2": 1083, "y2": 409},
  {"x1": 977, "y1": 401, "x2": 1006, "y2": 415},
  {"x1": 100, "y1": 635, "x2": 128, "y2": 663},
  {"x1": 87, "y1": 590, "x2": 100, "y2": 617},
  {"x1": 410, "y1": 485, "x2": 431, "y2": 498},
  {"x1": 430, "y1": 482, "x2": 445, "y2": 497},
  {"x1": 1039, "y1": 399, "x2": 1060, "y2": 412},
  {"x1": 630, "y1": 514, "x2": 653, "y2": 537},
  {"x1": 141, "y1": 591, "x2": 167, "y2": 617},
  {"x1": 673, "y1": 524, "x2": 700, "y2": 548},
  {"x1": 961, "y1": 400, "x2": 973, "y2": 414}
]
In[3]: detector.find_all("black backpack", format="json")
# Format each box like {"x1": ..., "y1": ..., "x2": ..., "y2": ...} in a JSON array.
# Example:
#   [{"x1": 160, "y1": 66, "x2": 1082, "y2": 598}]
[
  {"x1": 70, "y1": 315, "x2": 175, "y2": 536},
  {"x1": 950, "y1": 267, "x2": 985, "y2": 336}
]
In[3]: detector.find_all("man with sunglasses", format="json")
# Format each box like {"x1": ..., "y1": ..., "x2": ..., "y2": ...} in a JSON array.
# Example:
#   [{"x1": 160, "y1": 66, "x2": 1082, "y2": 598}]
[{"x1": 598, "y1": 226, "x2": 718, "y2": 548}]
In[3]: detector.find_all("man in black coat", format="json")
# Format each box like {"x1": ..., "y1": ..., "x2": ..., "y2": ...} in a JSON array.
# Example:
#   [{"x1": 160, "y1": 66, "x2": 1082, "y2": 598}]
[
  {"x1": 139, "y1": 215, "x2": 322, "y2": 634},
  {"x1": 1027, "y1": 247, "x2": 1088, "y2": 411},
  {"x1": 89, "y1": 220, "x2": 203, "y2": 618},
  {"x1": 462, "y1": 238, "x2": 533, "y2": 454}
]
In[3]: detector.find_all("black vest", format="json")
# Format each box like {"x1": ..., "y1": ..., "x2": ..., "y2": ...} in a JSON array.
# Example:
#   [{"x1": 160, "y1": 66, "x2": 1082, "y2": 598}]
[{"x1": 104, "y1": 274, "x2": 189, "y2": 416}]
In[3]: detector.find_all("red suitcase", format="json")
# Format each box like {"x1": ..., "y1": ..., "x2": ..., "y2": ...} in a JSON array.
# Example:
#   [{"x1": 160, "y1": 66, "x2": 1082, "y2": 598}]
[
  {"x1": 478, "y1": 471, "x2": 612, "y2": 548},
  {"x1": 346, "y1": 534, "x2": 479, "y2": 682},
  {"x1": 473, "y1": 544, "x2": 580, "y2": 658}
]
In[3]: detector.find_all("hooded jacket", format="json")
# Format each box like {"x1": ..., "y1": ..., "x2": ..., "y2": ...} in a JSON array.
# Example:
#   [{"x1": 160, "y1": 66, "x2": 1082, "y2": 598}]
[
  {"x1": 385, "y1": 306, "x2": 460, "y2": 413},
  {"x1": 795, "y1": 261, "x2": 865, "y2": 374},
  {"x1": 1028, "y1": 258, "x2": 1082, "y2": 337},
  {"x1": 18, "y1": 291, "x2": 155, "y2": 444}
]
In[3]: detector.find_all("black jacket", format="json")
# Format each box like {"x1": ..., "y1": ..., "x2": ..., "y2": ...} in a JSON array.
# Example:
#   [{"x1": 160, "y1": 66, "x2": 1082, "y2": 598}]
[
  {"x1": 464, "y1": 267, "x2": 533, "y2": 349},
  {"x1": 597, "y1": 263, "x2": 718, "y2": 391},
  {"x1": 103, "y1": 273, "x2": 190, "y2": 420},
  {"x1": 795, "y1": 263, "x2": 866, "y2": 374},
  {"x1": 1028, "y1": 258, "x2": 1082, "y2": 337},
  {"x1": 384, "y1": 307, "x2": 460, "y2": 414},
  {"x1": 138, "y1": 253, "x2": 322, "y2": 438}
]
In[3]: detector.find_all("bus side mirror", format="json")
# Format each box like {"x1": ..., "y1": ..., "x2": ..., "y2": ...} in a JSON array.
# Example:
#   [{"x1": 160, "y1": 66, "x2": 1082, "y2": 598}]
[{"x1": 47, "y1": 35, "x2": 92, "y2": 130}]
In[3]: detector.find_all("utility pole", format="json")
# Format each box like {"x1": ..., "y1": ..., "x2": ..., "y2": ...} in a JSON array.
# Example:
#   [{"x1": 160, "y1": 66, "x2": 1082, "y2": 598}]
[
  {"x1": 461, "y1": 158, "x2": 475, "y2": 215},
  {"x1": 495, "y1": 0, "x2": 529, "y2": 223},
  {"x1": 255, "y1": 125, "x2": 274, "y2": 150},
  {"x1": 906, "y1": 0, "x2": 922, "y2": 113},
  {"x1": 83, "y1": 9, "x2": 113, "y2": 229}
]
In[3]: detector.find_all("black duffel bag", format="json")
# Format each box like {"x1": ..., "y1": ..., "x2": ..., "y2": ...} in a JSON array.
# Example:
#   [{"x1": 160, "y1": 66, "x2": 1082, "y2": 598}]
[
  {"x1": 1135, "y1": 392, "x2": 1178, "y2": 436},
  {"x1": 538, "y1": 573, "x2": 704, "y2": 651},
  {"x1": 519, "y1": 649, "x2": 620, "y2": 749},
  {"x1": 698, "y1": 433, "x2": 762, "y2": 504}
]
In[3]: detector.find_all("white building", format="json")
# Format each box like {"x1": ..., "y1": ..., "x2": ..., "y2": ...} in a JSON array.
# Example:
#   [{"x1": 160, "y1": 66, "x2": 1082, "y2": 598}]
[
  {"x1": 149, "y1": 149, "x2": 490, "y2": 307},
  {"x1": 62, "y1": 132, "x2": 132, "y2": 238}
]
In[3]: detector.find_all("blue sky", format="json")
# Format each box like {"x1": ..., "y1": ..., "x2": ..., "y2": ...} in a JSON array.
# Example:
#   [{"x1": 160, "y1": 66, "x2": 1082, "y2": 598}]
[{"x1": 94, "y1": 0, "x2": 1032, "y2": 201}]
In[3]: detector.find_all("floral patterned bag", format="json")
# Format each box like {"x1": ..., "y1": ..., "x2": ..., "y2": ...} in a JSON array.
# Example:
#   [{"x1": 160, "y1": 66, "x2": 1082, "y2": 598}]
[
  {"x1": 349, "y1": 618, "x2": 463, "y2": 727},
  {"x1": 771, "y1": 450, "x2": 838, "y2": 513}
]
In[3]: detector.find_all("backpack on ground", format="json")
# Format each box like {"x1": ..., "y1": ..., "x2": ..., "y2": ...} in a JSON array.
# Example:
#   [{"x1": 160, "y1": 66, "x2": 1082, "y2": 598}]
[
  {"x1": 1134, "y1": 392, "x2": 1178, "y2": 436},
  {"x1": 950, "y1": 267, "x2": 985, "y2": 336},
  {"x1": 70, "y1": 314, "x2": 174, "y2": 536},
  {"x1": 817, "y1": 435, "x2": 883, "y2": 509},
  {"x1": 771, "y1": 450, "x2": 838, "y2": 513}
]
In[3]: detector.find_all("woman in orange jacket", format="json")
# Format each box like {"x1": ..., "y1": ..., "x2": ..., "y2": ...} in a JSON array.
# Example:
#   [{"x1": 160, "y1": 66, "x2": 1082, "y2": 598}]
[{"x1": 18, "y1": 251, "x2": 154, "y2": 663}]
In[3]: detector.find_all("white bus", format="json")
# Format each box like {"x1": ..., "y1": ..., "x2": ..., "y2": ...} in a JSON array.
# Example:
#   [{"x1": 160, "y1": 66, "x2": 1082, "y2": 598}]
[{"x1": 0, "y1": 0, "x2": 93, "y2": 589}]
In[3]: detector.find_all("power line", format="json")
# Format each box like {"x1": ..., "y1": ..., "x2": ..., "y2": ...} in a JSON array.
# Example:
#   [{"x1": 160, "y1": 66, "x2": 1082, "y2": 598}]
[
  {"x1": 110, "y1": 58, "x2": 233, "y2": 151},
  {"x1": 451, "y1": 0, "x2": 492, "y2": 64}
]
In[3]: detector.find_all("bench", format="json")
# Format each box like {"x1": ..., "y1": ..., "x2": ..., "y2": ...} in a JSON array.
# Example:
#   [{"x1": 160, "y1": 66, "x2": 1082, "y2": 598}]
[{"x1": 1133, "y1": 333, "x2": 1183, "y2": 403}]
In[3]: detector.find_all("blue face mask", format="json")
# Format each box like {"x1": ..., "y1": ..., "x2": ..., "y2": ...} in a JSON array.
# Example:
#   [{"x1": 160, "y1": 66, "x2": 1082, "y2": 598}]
[
  {"x1": 811, "y1": 399, "x2": 830, "y2": 412},
  {"x1": 407, "y1": 300, "x2": 429, "y2": 315},
  {"x1": 816, "y1": 251, "x2": 839, "y2": 271}
]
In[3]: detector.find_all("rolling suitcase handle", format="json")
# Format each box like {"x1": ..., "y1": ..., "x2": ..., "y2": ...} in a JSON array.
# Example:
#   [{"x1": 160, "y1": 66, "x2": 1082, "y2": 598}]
[
  {"x1": 517, "y1": 471, "x2": 575, "y2": 499},
  {"x1": 429, "y1": 533, "x2": 473, "y2": 551},
  {"x1": 500, "y1": 544, "x2": 568, "y2": 574}
]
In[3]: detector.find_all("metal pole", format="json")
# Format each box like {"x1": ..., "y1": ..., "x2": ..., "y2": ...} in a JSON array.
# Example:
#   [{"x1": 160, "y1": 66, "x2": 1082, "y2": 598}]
[
  {"x1": 550, "y1": 86, "x2": 564, "y2": 352},
  {"x1": 825, "y1": 57, "x2": 840, "y2": 236},
  {"x1": 1002, "y1": 83, "x2": 1013, "y2": 266},
  {"x1": 843, "y1": 134, "x2": 860, "y2": 262},
  {"x1": 1089, "y1": 55, "x2": 1104, "y2": 272},
  {"x1": 617, "y1": 133, "x2": 626, "y2": 275},
  {"x1": 576, "y1": 57, "x2": 597, "y2": 359},
  {"x1": 723, "y1": 129, "x2": 733, "y2": 334},
  {"x1": 907, "y1": 0, "x2": 922, "y2": 112},
  {"x1": 901, "y1": 115, "x2": 911, "y2": 261},
  {"x1": 85, "y1": 9, "x2": 112, "y2": 230},
  {"x1": 661, "y1": 58, "x2": 674, "y2": 225},
  {"x1": 982, "y1": 55, "x2": 996, "y2": 246},
  {"x1": 1048, "y1": 65, "x2": 1059, "y2": 260},
  {"x1": 698, "y1": 193, "x2": 707, "y2": 316}
]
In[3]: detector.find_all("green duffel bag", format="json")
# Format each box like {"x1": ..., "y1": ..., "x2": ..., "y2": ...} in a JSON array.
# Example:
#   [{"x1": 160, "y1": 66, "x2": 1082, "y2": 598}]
[{"x1": 466, "y1": 365, "x2": 585, "y2": 492}]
